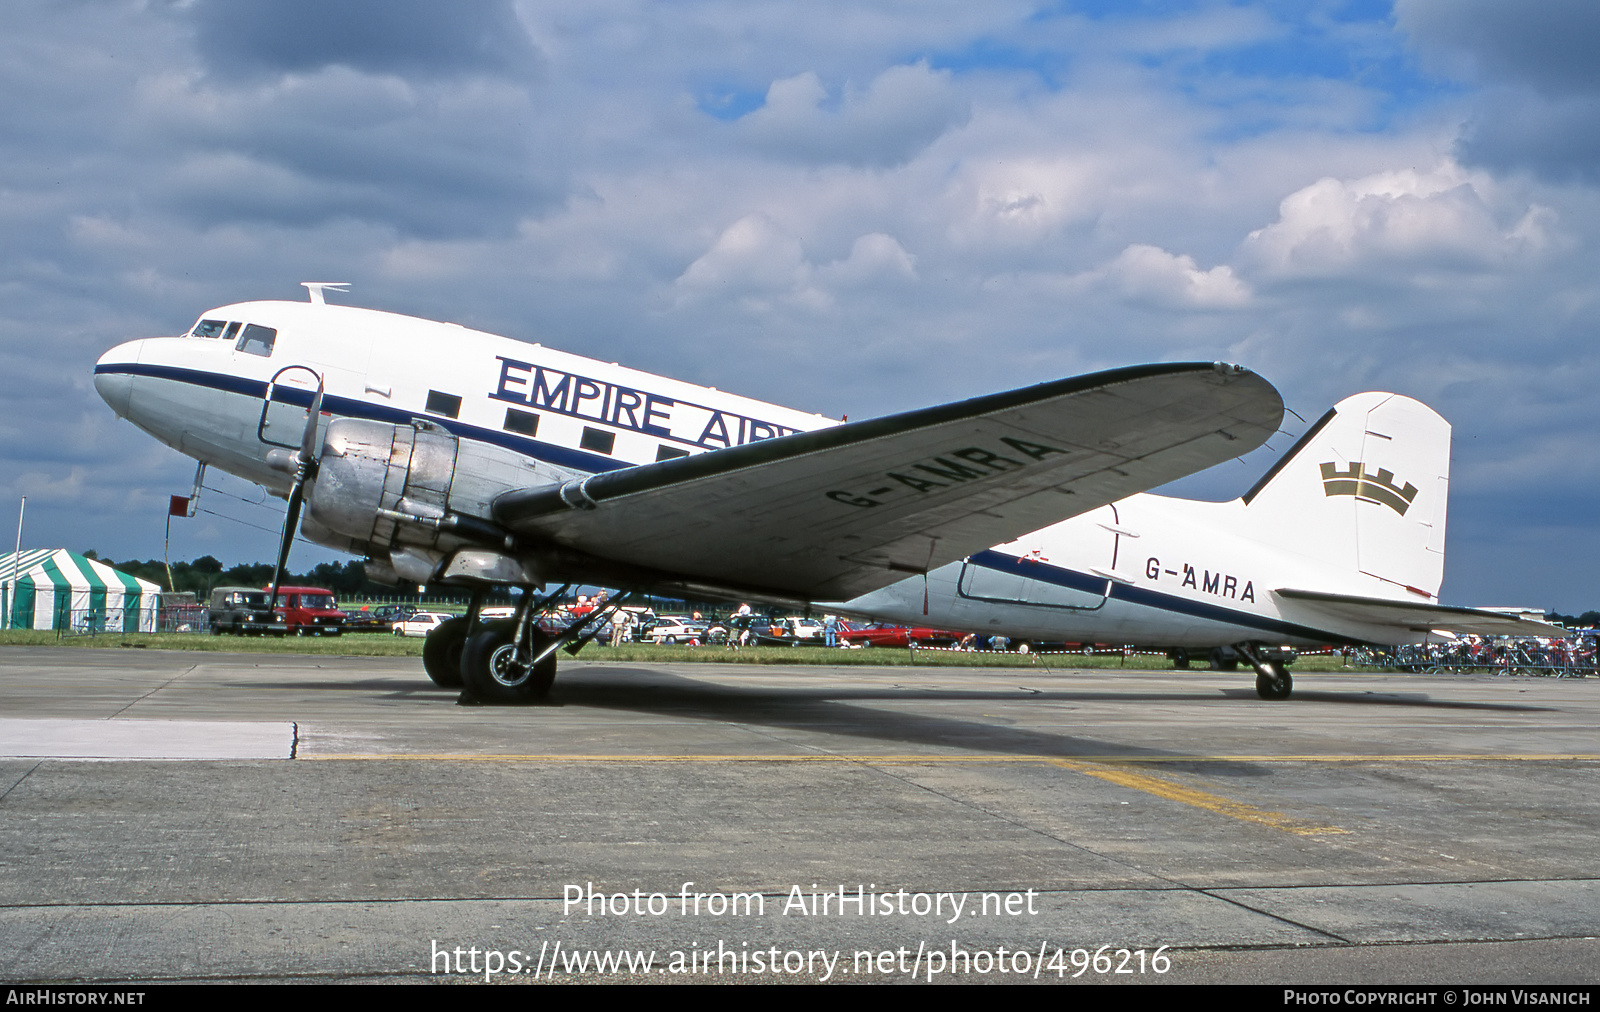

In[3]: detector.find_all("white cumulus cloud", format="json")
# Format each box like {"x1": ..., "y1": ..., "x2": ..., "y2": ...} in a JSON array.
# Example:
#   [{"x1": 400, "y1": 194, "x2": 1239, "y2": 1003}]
[
  {"x1": 737, "y1": 62, "x2": 969, "y2": 167},
  {"x1": 673, "y1": 214, "x2": 809, "y2": 300},
  {"x1": 674, "y1": 218, "x2": 917, "y2": 311},
  {"x1": 1083, "y1": 243, "x2": 1251, "y2": 310},
  {"x1": 818, "y1": 233, "x2": 917, "y2": 287},
  {"x1": 1240, "y1": 162, "x2": 1555, "y2": 279}
]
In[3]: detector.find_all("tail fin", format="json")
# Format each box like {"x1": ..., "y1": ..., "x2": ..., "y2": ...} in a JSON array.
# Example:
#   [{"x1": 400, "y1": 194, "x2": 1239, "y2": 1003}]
[{"x1": 1240, "y1": 392, "x2": 1451, "y2": 600}]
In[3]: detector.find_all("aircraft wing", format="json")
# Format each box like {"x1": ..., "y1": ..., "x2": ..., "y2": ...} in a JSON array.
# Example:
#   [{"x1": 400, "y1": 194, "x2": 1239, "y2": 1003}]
[
  {"x1": 1274, "y1": 589, "x2": 1567, "y2": 639},
  {"x1": 494, "y1": 362, "x2": 1282, "y2": 601}
]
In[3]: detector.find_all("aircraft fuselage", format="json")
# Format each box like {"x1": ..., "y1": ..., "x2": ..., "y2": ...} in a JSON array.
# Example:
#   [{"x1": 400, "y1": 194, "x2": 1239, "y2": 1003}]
[
  {"x1": 94, "y1": 300, "x2": 839, "y2": 499},
  {"x1": 94, "y1": 297, "x2": 1480, "y2": 690}
]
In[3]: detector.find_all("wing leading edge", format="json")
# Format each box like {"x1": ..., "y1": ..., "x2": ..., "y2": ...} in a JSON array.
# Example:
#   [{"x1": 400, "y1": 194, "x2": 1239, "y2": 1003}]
[{"x1": 494, "y1": 362, "x2": 1283, "y2": 600}]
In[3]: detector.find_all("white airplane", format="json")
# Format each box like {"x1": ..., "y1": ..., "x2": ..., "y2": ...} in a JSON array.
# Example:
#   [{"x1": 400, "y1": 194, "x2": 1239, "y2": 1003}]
[{"x1": 93, "y1": 285, "x2": 1556, "y2": 702}]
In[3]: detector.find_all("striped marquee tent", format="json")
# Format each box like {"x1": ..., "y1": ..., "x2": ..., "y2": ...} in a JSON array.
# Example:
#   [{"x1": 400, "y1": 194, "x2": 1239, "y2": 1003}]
[{"x1": 0, "y1": 549, "x2": 161, "y2": 633}]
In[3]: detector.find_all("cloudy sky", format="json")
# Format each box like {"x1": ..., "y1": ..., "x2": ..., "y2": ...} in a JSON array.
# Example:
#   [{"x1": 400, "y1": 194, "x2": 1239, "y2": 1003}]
[{"x1": 3, "y1": 0, "x2": 1597, "y2": 611}]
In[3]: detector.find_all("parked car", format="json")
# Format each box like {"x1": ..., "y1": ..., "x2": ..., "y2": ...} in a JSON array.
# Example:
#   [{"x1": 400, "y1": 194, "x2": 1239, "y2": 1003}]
[
  {"x1": 727, "y1": 615, "x2": 821, "y2": 646},
  {"x1": 344, "y1": 603, "x2": 416, "y2": 632},
  {"x1": 207, "y1": 586, "x2": 286, "y2": 636},
  {"x1": 393, "y1": 612, "x2": 450, "y2": 638},
  {"x1": 780, "y1": 617, "x2": 826, "y2": 642},
  {"x1": 644, "y1": 619, "x2": 708, "y2": 644},
  {"x1": 836, "y1": 621, "x2": 964, "y2": 648},
  {"x1": 264, "y1": 586, "x2": 346, "y2": 636}
]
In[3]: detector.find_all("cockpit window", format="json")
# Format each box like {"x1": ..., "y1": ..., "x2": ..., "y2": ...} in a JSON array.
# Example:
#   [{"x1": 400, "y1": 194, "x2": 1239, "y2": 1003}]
[
  {"x1": 192, "y1": 319, "x2": 228, "y2": 339},
  {"x1": 235, "y1": 324, "x2": 277, "y2": 357},
  {"x1": 224, "y1": 321, "x2": 242, "y2": 341}
]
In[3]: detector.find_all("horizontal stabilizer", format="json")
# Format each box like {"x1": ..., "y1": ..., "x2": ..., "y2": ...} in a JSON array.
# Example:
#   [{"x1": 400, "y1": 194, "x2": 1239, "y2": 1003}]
[
  {"x1": 495, "y1": 362, "x2": 1282, "y2": 600},
  {"x1": 1275, "y1": 589, "x2": 1566, "y2": 639}
]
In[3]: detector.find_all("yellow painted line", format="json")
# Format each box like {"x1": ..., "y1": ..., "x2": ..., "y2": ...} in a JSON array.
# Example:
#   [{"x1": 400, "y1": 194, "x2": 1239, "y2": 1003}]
[
  {"x1": 1047, "y1": 758, "x2": 1348, "y2": 836},
  {"x1": 300, "y1": 751, "x2": 1385, "y2": 836},
  {"x1": 300, "y1": 752, "x2": 1600, "y2": 763},
  {"x1": 299, "y1": 751, "x2": 1599, "y2": 837}
]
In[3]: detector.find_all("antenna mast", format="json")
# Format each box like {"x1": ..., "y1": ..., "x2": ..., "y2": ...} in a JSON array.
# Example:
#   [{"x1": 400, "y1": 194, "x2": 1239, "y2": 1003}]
[{"x1": 301, "y1": 282, "x2": 351, "y2": 305}]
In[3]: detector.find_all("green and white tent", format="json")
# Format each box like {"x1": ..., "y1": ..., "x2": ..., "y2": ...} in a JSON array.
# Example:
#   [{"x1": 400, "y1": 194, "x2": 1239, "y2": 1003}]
[{"x1": 0, "y1": 549, "x2": 161, "y2": 633}]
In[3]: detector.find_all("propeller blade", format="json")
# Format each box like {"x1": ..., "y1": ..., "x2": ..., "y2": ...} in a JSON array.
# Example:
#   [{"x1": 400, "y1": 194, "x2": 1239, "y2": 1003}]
[
  {"x1": 268, "y1": 479, "x2": 306, "y2": 612},
  {"x1": 269, "y1": 372, "x2": 323, "y2": 612},
  {"x1": 299, "y1": 378, "x2": 325, "y2": 463}
]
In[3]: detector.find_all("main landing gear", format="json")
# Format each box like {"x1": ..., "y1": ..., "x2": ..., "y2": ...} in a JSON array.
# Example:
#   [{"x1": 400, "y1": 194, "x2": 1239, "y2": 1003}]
[
  {"x1": 1233, "y1": 642, "x2": 1294, "y2": 700},
  {"x1": 462, "y1": 619, "x2": 557, "y2": 703},
  {"x1": 422, "y1": 617, "x2": 471, "y2": 688},
  {"x1": 421, "y1": 585, "x2": 634, "y2": 704}
]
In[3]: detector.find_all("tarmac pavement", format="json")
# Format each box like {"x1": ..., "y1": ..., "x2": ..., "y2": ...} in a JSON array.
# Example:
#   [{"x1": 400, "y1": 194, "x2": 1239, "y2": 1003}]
[{"x1": 0, "y1": 646, "x2": 1595, "y2": 984}]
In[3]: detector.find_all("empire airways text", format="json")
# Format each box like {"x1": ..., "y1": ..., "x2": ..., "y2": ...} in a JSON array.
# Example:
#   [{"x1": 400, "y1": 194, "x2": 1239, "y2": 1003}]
[{"x1": 493, "y1": 356, "x2": 800, "y2": 450}]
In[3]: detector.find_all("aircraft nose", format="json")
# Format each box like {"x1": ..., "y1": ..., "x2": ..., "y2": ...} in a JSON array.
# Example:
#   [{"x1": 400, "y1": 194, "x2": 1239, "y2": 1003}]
[{"x1": 94, "y1": 339, "x2": 144, "y2": 418}]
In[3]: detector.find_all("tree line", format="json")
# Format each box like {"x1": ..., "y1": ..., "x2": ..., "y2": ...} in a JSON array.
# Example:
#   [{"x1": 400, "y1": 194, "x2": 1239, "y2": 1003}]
[{"x1": 81, "y1": 552, "x2": 393, "y2": 599}]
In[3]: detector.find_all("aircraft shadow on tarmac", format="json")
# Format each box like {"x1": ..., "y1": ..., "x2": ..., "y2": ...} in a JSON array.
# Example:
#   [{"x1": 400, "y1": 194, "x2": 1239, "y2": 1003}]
[
  {"x1": 227, "y1": 667, "x2": 1559, "y2": 722},
  {"x1": 1213, "y1": 687, "x2": 1556, "y2": 711},
  {"x1": 549, "y1": 667, "x2": 1235, "y2": 769},
  {"x1": 229, "y1": 665, "x2": 1556, "y2": 775},
  {"x1": 514, "y1": 666, "x2": 1556, "y2": 773},
  {"x1": 545, "y1": 666, "x2": 1554, "y2": 715}
]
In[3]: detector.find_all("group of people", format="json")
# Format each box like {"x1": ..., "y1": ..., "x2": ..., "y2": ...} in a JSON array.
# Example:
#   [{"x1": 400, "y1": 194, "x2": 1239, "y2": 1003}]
[{"x1": 1377, "y1": 633, "x2": 1598, "y2": 674}]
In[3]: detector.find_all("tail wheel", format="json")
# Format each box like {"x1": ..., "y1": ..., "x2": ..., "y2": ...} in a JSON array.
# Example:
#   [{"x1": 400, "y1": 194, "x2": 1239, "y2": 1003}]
[
  {"x1": 1255, "y1": 663, "x2": 1293, "y2": 700},
  {"x1": 462, "y1": 620, "x2": 556, "y2": 703},
  {"x1": 422, "y1": 616, "x2": 471, "y2": 688}
]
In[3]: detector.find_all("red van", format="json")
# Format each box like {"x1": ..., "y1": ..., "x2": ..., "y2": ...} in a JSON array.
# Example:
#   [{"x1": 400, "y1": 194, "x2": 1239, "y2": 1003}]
[{"x1": 264, "y1": 586, "x2": 347, "y2": 636}]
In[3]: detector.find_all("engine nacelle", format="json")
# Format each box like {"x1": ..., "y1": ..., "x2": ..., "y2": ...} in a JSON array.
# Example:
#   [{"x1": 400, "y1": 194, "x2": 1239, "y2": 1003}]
[{"x1": 305, "y1": 417, "x2": 568, "y2": 558}]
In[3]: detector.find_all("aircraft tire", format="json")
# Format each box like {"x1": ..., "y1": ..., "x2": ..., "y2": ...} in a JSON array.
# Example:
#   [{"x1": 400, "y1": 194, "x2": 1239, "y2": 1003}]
[
  {"x1": 422, "y1": 617, "x2": 470, "y2": 688},
  {"x1": 462, "y1": 622, "x2": 556, "y2": 703},
  {"x1": 1255, "y1": 664, "x2": 1292, "y2": 700},
  {"x1": 1210, "y1": 648, "x2": 1238, "y2": 671}
]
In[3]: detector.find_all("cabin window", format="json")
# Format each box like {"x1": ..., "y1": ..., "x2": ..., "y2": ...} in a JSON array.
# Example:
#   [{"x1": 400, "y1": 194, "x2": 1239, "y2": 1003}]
[
  {"x1": 426, "y1": 390, "x2": 462, "y2": 419},
  {"x1": 503, "y1": 408, "x2": 538, "y2": 436},
  {"x1": 192, "y1": 319, "x2": 228, "y2": 339},
  {"x1": 580, "y1": 427, "x2": 615, "y2": 455},
  {"x1": 656, "y1": 445, "x2": 689, "y2": 462},
  {"x1": 235, "y1": 324, "x2": 276, "y2": 357}
]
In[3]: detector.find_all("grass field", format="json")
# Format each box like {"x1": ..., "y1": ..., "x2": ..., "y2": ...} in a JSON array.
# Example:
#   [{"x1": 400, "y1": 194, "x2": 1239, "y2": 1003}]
[{"x1": 0, "y1": 629, "x2": 1369, "y2": 671}]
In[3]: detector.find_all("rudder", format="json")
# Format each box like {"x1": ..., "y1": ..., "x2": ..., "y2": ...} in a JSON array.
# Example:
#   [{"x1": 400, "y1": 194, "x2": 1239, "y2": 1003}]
[{"x1": 1240, "y1": 392, "x2": 1450, "y2": 600}]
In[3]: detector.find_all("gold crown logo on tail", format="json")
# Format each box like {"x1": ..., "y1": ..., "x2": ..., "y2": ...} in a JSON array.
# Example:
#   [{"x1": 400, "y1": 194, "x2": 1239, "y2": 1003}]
[{"x1": 1318, "y1": 461, "x2": 1418, "y2": 515}]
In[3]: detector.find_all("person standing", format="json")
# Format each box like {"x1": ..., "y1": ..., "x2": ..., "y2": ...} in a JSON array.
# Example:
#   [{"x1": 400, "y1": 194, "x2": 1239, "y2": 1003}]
[{"x1": 610, "y1": 608, "x2": 632, "y2": 647}]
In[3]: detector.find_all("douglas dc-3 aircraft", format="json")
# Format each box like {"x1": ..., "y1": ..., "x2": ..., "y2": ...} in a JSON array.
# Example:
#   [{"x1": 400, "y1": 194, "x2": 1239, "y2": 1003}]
[{"x1": 94, "y1": 284, "x2": 1559, "y2": 703}]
